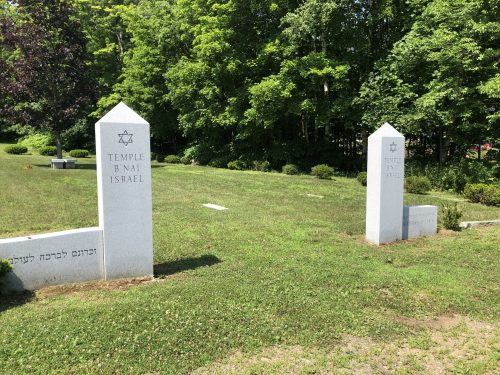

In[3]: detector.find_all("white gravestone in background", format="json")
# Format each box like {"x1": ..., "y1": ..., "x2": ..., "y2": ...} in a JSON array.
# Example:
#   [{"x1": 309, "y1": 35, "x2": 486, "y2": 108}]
[
  {"x1": 366, "y1": 123, "x2": 405, "y2": 245},
  {"x1": 96, "y1": 102, "x2": 154, "y2": 279}
]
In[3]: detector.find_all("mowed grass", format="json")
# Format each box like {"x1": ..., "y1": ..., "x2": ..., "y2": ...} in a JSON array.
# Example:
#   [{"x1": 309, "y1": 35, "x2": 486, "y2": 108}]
[{"x1": 0, "y1": 144, "x2": 499, "y2": 374}]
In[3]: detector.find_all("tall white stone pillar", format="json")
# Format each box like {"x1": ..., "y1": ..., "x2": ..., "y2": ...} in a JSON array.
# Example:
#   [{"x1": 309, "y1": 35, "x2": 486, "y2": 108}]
[
  {"x1": 96, "y1": 102, "x2": 153, "y2": 279},
  {"x1": 366, "y1": 123, "x2": 405, "y2": 245}
]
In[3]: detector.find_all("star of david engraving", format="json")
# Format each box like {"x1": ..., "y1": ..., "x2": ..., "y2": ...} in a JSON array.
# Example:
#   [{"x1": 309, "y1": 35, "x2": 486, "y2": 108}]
[
  {"x1": 389, "y1": 142, "x2": 397, "y2": 153},
  {"x1": 118, "y1": 130, "x2": 133, "y2": 146}
]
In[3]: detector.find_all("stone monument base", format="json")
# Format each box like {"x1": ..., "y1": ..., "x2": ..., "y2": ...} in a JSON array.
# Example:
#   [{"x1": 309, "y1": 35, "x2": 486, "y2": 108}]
[{"x1": 402, "y1": 205, "x2": 438, "y2": 240}]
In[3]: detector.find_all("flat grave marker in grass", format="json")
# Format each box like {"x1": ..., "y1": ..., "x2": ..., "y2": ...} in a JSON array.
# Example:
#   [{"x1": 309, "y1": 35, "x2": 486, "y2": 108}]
[
  {"x1": 0, "y1": 102, "x2": 154, "y2": 292},
  {"x1": 203, "y1": 203, "x2": 228, "y2": 211}
]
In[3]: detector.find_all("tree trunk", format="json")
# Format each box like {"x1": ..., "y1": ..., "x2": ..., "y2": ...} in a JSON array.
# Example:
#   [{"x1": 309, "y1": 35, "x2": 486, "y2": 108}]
[
  {"x1": 322, "y1": 34, "x2": 331, "y2": 140},
  {"x1": 301, "y1": 114, "x2": 309, "y2": 143},
  {"x1": 55, "y1": 132, "x2": 63, "y2": 159}
]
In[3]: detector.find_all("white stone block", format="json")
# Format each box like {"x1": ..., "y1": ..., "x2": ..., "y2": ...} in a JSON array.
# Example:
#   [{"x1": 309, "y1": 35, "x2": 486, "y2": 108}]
[
  {"x1": 50, "y1": 159, "x2": 77, "y2": 169},
  {"x1": 96, "y1": 102, "x2": 153, "y2": 280},
  {"x1": 203, "y1": 204, "x2": 228, "y2": 211},
  {"x1": 0, "y1": 228, "x2": 103, "y2": 293},
  {"x1": 402, "y1": 205, "x2": 437, "y2": 240},
  {"x1": 366, "y1": 123, "x2": 405, "y2": 245}
]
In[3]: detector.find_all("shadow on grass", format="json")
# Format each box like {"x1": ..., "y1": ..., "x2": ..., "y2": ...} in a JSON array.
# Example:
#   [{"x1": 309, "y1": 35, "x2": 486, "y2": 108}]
[
  {"x1": 154, "y1": 254, "x2": 221, "y2": 278},
  {"x1": 33, "y1": 163, "x2": 97, "y2": 170},
  {"x1": 151, "y1": 165, "x2": 166, "y2": 169},
  {"x1": 74, "y1": 163, "x2": 96, "y2": 170},
  {"x1": 0, "y1": 291, "x2": 35, "y2": 313}
]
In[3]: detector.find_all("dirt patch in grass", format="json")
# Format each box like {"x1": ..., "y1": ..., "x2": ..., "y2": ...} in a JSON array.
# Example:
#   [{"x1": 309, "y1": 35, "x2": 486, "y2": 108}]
[
  {"x1": 192, "y1": 315, "x2": 498, "y2": 374},
  {"x1": 35, "y1": 276, "x2": 154, "y2": 299}
]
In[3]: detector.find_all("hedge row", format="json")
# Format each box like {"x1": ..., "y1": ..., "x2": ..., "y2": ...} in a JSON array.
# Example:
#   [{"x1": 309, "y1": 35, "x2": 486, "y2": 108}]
[{"x1": 463, "y1": 183, "x2": 500, "y2": 206}]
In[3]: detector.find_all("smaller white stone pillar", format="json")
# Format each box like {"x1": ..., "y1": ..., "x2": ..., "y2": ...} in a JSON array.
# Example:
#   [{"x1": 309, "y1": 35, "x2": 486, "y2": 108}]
[
  {"x1": 366, "y1": 123, "x2": 405, "y2": 245},
  {"x1": 96, "y1": 102, "x2": 153, "y2": 279}
]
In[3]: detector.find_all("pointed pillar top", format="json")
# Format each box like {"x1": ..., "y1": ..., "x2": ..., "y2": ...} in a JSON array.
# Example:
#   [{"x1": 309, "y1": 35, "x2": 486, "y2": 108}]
[
  {"x1": 97, "y1": 102, "x2": 148, "y2": 125},
  {"x1": 369, "y1": 122, "x2": 404, "y2": 139}
]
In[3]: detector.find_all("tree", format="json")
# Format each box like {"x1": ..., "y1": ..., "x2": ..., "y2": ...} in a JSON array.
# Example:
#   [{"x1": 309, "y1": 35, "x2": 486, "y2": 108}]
[
  {"x1": 72, "y1": 0, "x2": 138, "y2": 106},
  {"x1": 96, "y1": 0, "x2": 183, "y2": 154},
  {"x1": 358, "y1": 0, "x2": 499, "y2": 163},
  {"x1": 0, "y1": 0, "x2": 94, "y2": 158}
]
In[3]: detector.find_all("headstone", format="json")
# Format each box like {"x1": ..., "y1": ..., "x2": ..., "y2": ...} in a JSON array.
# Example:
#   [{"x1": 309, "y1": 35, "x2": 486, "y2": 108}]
[
  {"x1": 96, "y1": 102, "x2": 153, "y2": 279},
  {"x1": 0, "y1": 228, "x2": 103, "y2": 292},
  {"x1": 366, "y1": 123, "x2": 405, "y2": 245},
  {"x1": 402, "y1": 205, "x2": 438, "y2": 240}
]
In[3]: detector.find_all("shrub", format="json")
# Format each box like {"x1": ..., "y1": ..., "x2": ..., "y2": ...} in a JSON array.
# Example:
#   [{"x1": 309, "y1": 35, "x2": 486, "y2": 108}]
[
  {"x1": 182, "y1": 143, "x2": 213, "y2": 165},
  {"x1": 357, "y1": 172, "x2": 367, "y2": 186},
  {"x1": 463, "y1": 183, "x2": 486, "y2": 203},
  {"x1": 227, "y1": 160, "x2": 247, "y2": 170},
  {"x1": 406, "y1": 160, "x2": 496, "y2": 193},
  {"x1": 229, "y1": 159, "x2": 248, "y2": 170},
  {"x1": 463, "y1": 183, "x2": 500, "y2": 206},
  {"x1": 151, "y1": 152, "x2": 157, "y2": 161},
  {"x1": 208, "y1": 157, "x2": 229, "y2": 168},
  {"x1": 252, "y1": 160, "x2": 271, "y2": 172},
  {"x1": 165, "y1": 155, "x2": 181, "y2": 164},
  {"x1": 19, "y1": 133, "x2": 52, "y2": 149},
  {"x1": 0, "y1": 259, "x2": 12, "y2": 287},
  {"x1": 405, "y1": 176, "x2": 432, "y2": 194},
  {"x1": 311, "y1": 164, "x2": 334, "y2": 179},
  {"x1": 441, "y1": 202, "x2": 464, "y2": 231},
  {"x1": 180, "y1": 156, "x2": 191, "y2": 165},
  {"x1": 4, "y1": 144, "x2": 28, "y2": 155},
  {"x1": 68, "y1": 149, "x2": 89, "y2": 158},
  {"x1": 39, "y1": 146, "x2": 58, "y2": 156},
  {"x1": 156, "y1": 154, "x2": 165, "y2": 163},
  {"x1": 282, "y1": 164, "x2": 299, "y2": 175}
]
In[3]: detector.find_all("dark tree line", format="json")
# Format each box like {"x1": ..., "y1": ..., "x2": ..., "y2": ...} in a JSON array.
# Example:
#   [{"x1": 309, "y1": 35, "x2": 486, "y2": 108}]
[{"x1": 0, "y1": 0, "x2": 498, "y2": 169}]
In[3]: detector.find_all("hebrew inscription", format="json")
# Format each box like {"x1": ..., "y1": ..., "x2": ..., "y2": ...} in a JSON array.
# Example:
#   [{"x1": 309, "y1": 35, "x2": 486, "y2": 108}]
[{"x1": 8, "y1": 248, "x2": 98, "y2": 266}]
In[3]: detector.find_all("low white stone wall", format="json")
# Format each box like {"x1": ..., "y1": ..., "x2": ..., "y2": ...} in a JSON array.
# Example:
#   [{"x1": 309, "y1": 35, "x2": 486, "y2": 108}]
[
  {"x1": 402, "y1": 205, "x2": 438, "y2": 240},
  {"x1": 0, "y1": 228, "x2": 104, "y2": 293}
]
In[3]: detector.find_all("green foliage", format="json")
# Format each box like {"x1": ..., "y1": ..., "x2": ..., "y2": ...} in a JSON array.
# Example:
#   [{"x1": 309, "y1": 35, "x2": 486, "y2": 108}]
[
  {"x1": 356, "y1": 172, "x2": 367, "y2": 186},
  {"x1": 227, "y1": 160, "x2": 247, "y2": 171},
  {"x1": 359, "y1": 0, "x2": 500, "y2": 161},
  {"x1": 39, "y1": 146, "x2": 58, "y2": 156},
  {"x1": 463, "y1": 184, "x2": 500, "y2": 206},
  {"x1": 4, "y1": 144, "x2": 27, "y2": 154},
  {"x1": 182, "y1": 144, "x2": 213, "y2": 166},
  {"x1": 441, "y1": 202, "x2": 464, "y2": 230},
  {"x1": 208, "y1": 157, "x2": 230, "y2": 169},
  {"x1": 0, "y1": 0, "x2": 95, "y2": 159},
  {"x1": 180, "y1": 156, "x2": 191, "y2": 165},
  {"x1": 405, "y1": 176, "x2": 432, "y2": 194},
  {"x1": 311, "y1": 164, "x2": 334, "y2": 179},
  {"x1": 151, "y1": 152, "x2": 157, "y2": 161},
  {"x1": 282, "y1": 164, "x2": 299, "y2": 175},
  {"x1": 0, "y1": 258, "x2": 12, "y2": 286},
  {"x1": 252, "y1": 160, "x2": 271, "y2": 172},
  {"x1": 19, "y1": 133, "x2": 52, "y2": 149},
  {"x1": 156, "y1": 154, "x2": 165, "y2": 163},
  {"x1": 68, "y1": 149, "x2": 89, "y2": 158},
  {"x1": 406, "y1": 160, "x2": 496, "y2": 193},
  {"x1": 165, "y1": 155, "x2": 181, "y2": 164}
]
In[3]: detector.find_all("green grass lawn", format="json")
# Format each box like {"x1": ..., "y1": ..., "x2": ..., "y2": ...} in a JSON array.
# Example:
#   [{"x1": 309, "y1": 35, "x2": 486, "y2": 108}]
[{"x1": 1, "y1": 144, "x2": 499, "y2": 374}]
